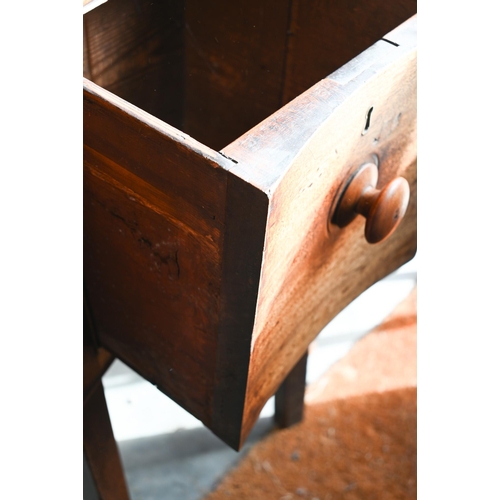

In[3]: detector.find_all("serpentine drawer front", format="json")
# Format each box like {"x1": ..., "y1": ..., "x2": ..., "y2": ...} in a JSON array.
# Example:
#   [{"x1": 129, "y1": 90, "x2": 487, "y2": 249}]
[{"x1": 84, "y1": 2, "x2": 417, "y2": 450}]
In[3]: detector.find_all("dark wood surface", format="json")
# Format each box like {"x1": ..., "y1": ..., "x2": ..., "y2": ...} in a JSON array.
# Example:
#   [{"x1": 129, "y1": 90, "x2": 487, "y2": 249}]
[
  {"x1": 83, "y1": 79, "x2": 269, "y2": 448},
  {"x1": 210, "y1": 173, "x2": 268, "y2": 448},
  {"x1": 182, "y1": 0, "x2": 291, "y2": 150},
  {"x1": 84, "y1": 0, "x2": 416, "y2": 149},
  {"x1": 182, "y1": 0, "x2": 416, "y2": 150},
  {"x1": 84, "y1": 79, "x2": 228, "y2": 428},
  {"x1": 275, "y1": 351, "x2": 308, "y2": 428},
  {"x1": 84, "y1": 381, "x2": 130, "y2": 500},
  {"x1": 281, "y1": 0, "x2": 417, "y2": 104},
  {"x1": 84, "y1": 0, "x2": 185, "y2": 128}
]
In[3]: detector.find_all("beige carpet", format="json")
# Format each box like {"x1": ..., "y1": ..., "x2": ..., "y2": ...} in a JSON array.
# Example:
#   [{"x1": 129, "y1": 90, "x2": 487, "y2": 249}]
[{"x1": 204, "y1": 287, "x2": 417, "y2": 500}]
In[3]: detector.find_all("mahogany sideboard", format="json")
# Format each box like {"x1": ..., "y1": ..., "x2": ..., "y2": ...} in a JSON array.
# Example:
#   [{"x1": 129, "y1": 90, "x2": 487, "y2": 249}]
[{"x1": 83, "y1": 1, "x2": 417, "y2": 497}]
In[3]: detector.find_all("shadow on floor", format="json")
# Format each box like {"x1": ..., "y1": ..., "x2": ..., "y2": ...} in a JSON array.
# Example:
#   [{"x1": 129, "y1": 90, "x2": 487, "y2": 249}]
[{"x1": 118, "y1": 416, "x2": 276, "y2": 500}]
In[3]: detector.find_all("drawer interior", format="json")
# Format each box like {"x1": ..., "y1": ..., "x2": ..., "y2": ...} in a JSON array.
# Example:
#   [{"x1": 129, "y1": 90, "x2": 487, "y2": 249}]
[{"x1": 83, "y1": 0, "x2": 416, "y2": 151}]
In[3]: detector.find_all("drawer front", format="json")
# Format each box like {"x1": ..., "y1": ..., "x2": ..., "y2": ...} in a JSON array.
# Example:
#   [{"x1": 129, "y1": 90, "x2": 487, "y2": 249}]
[
  {"x1": 84, "y1": 11, "x2": 416, "y2": 449},
  {"x1": 226, "y1": 17, "x2": 417, "y2": 443}
]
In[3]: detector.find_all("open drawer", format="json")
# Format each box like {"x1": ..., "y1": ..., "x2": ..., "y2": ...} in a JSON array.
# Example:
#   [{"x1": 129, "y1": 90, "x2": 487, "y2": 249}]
[{"x1": 84, "y1": 1, "x2": 417, "y2": 450}]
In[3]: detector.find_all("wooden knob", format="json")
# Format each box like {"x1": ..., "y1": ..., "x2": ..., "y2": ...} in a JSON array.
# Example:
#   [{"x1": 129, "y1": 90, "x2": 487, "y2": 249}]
[{"x1": 332, "y1": 163, "x2": 410, "y2": 244}]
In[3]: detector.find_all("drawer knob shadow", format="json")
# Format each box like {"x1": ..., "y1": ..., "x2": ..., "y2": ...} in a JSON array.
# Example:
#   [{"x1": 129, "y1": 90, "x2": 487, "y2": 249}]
[{"x1": 332, "y1": 162, "x2": 410, "y2": 244}]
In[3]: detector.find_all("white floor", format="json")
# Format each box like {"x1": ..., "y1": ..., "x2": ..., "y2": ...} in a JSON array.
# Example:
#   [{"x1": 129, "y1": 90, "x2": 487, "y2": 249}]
[{"x1": 103, "y1": 256, "x2": 417, "y2": 443}]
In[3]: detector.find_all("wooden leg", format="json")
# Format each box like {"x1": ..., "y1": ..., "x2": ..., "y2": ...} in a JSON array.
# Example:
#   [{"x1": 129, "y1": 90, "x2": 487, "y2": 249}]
[
  {"x1": 274, "y1": 350, "x2": 308, "y2": 428},
  {"x1": 84, "y1": 380, "x2": 130, "y2": 500}
]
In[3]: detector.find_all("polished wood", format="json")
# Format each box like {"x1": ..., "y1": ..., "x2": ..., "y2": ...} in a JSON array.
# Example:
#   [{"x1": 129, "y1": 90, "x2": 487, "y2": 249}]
[
  {"x1": 224, "y1": 16, "x2": 417, "y2": 444},
  {"x1": 275, "y1": 351, "x2": 308, "y2": 428},
  {"x1": 84, "y1": 381, "x2": 130, "y2": 500},
  {"x1": 332, "y1": 162, "x2": 410, "y2": 244}
]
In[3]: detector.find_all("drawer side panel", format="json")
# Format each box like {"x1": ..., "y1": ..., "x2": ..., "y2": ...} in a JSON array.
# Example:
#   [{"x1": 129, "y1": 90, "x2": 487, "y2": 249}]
[{"x1": 84, "y1": 83, "x2": 229, "y2": 426}]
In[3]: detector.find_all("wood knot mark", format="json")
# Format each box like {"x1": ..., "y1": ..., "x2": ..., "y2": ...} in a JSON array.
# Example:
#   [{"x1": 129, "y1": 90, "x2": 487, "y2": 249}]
[{"x1": 138, "y1": 237, "x2": 180, "y2": 280}]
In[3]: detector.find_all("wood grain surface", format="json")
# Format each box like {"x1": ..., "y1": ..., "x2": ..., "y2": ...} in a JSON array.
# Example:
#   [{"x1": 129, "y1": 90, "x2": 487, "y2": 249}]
[
  {"x1": 84, "y1": 0, "x2": 415, "y2": 145},
  {"x1": 85, "y1": 78, "x2": 226, "y2": 426},
  {"x1": 223, "y1": 16, "x2": 417, "y2": 444},
  {"x1": 84, "y1": 79, "x2": 268, "y2": 448},
  {"x1": 182, "y1": 0, "x2": 416, "y2": 149},
  {"x1": 84, "y1": 0, "x2": 184, "y2": 127},
  {"x1": 182, "y1": 0, "x2": 291, "y2": 150},
  {"x1": 281, "y1": 0, "x2": 417, "y2": 104}
]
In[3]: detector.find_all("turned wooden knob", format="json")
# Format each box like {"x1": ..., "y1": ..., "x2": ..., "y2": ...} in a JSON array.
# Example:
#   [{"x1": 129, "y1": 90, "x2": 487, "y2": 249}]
[{"x1": 332, "y1": 163, "x2": 410, "y2": 244}]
